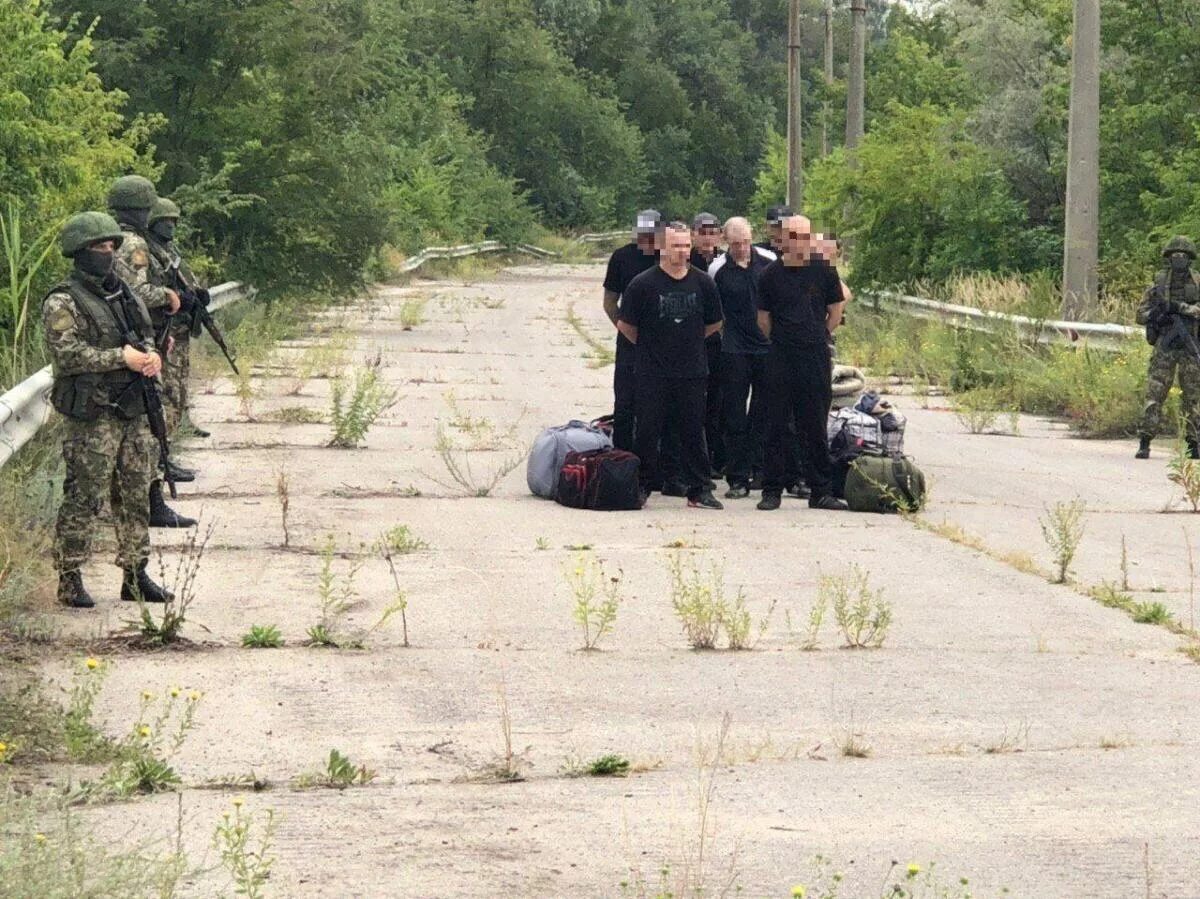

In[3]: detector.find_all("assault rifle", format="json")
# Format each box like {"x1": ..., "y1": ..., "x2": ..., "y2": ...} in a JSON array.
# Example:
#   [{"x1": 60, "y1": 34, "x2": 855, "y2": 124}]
[
  {"x1": 1149, "y1": 285, "x2": 1200, "y2": 366},
  {"x1": 116, "y1": 283, "x2": 178, "y2": 499},
  {"x1": 164, "y1": 248, "x2": 240, "y2": 375}
]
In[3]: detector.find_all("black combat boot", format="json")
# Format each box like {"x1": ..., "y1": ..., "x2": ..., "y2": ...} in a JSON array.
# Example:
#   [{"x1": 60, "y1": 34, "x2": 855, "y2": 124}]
[
  {"x1": 757, "y1": 491, "x2": 782, "y2": 511},
  {"x1": 149, "y1": 481, "x2": 197, "y2": 528},
  {"x1": 1135, "y1": 436, "x2": 1151, "y2": 460},
  {"x1": 191, "y1": 424, "x2": 211, "y2": 439},
  {"x1": 121, "y1": 562, "x2": 174, "y2": 603},
  {"x1": 165, "y1": 460, "x2": 196, "y2": 482},
  {"x1": 57, "y1": 570, "x2": 95, "y2": 609}
]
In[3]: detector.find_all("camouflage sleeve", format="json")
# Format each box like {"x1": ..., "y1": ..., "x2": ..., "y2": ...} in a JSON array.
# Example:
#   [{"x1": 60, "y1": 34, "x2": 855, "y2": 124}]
[
  {"x1": 42, "y1": 292, "x2": 127, "y2": 376},
  {"x1": 115, "y1": 234, "x2": 171, "y2": 310},
  {"x1": 1135, "y1": 286, "x2": 1159, "y2": 326}
]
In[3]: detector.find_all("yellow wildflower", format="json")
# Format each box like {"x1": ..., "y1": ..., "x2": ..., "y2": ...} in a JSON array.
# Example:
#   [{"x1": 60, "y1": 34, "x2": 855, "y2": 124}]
[
  {"x1": 791, "y1": 887, "x2": 807, "y2": 898},
  {"x1": 142, "y1": 691, "x2": 155, "y2": 701},
  {"x1": 232, "y1": 797, "x2": 245, "y2": 808},
  {"x1": 907, "y1": 863, "x2": 921, "y2": 878},
  {"x1": 188, "y1": 690, "x2": 202, "y2": 702},
  {"x1": 138, "y1": 726, "x2": 152, "y2": 739},
  {"x1": 85, "y1": 657, "x2": 100, "y2": 670},
  {"x1": 169, "y1": 687, "x2": 181, "y2": 698},
  {"x1": 34, "y1": 833, "x2": 46, "y2": 844}
]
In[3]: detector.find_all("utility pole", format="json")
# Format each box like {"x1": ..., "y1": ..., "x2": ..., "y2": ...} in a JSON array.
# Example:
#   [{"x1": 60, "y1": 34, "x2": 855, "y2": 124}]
[
  {"x1": 846, "y1": 0, "x2": 866, "y2": 160},
  {"x1": 823, "y1": 0, "x2": 834, "y2": 158},
  {"x1": 787, "y1": 0, "x2": 804, "y2": 207},
  {"x1": 1061, "y1": 0, "x2": 1101, "y2": 320}
]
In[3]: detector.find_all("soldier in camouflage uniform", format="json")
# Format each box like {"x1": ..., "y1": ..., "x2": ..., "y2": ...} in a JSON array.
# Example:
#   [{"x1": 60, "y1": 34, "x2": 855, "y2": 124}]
[
  {"x1": 145, "y1": 198, "x2": 200, "y2": 438},
  {"x1": 106, "y1": 175, "x2": 197, "y2": 527},
  {"x1": 44, "y1": 213, "x2": 175, "y2": 609},
  {"x1": 1135, "y1": 237, "x2": 1200, "y2": 459}
]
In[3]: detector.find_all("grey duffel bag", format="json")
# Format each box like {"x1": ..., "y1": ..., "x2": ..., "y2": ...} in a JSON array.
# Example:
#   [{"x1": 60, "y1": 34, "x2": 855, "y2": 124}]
[{"x1": 527, "y1": 420, "x2": 613, "y2": 499}]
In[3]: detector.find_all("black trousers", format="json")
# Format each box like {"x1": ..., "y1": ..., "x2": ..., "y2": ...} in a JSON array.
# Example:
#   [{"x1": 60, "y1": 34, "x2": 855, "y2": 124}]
[
  {"x1": 720, "y1": 352, "x2": 769, "y2": 487},
  {"x1": 635, "y1": 375, "x2": 708, "y2": 497},
  {"x1": 764, "y1": 345, "x2": 834, "y2": 497},
  {"x1": 613, "y1": 361, "x2": 637, "y2": 452},
  {"x1": 705, "y1": 336, "x2": 724, "y2": 473}
]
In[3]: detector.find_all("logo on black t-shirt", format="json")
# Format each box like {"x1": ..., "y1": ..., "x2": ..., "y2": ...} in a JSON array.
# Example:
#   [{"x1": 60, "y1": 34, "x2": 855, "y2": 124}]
[{"x1": 658, "y1": 291, "x2": 699, "y2": 323}]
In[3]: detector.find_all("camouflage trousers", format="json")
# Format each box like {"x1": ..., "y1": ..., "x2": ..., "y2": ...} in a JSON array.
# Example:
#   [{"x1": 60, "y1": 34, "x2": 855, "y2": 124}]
[
  {"x1": 1139, "y1": 345, "x2": 1200, "y2": 439},
  {"x1": 54, "y1": 414, "x2": 155, "y2": 574},
  {"x1": 162, "y1": 333, "x2": 190, "y2": 436}
]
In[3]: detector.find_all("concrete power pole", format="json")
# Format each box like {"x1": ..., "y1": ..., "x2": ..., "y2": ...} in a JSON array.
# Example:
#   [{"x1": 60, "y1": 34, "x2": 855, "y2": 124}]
[
  {"x1": 823, "y1": 0, "x2": 834, "y2": 158},
  {"x1": 787, "y1": 0, "x2": 804, "y2": 207},
  {"x1": 846, "y1": 0, "x2": 866, "y2": 158},
  {"x1": 1061, "y1": 0, "x2": 1101, "y2": 320}
]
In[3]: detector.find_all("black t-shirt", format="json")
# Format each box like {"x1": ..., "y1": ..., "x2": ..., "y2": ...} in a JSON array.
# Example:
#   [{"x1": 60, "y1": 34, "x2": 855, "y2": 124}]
[
  {"x1": 619, "y1": 265, "x2": 723, "y2": 379},
  {"x1": 689, "y1": 248, "x2": 720, "y2": 272},
  {"x1": 757, "y1": 260, "x2": 843, "y2": 349},
  {"x1": 708, "y1": 248, "x2": 774, "y2": 355},
  {"x1": 604, "y1": 242, "x2": 660, "y2": 364}
]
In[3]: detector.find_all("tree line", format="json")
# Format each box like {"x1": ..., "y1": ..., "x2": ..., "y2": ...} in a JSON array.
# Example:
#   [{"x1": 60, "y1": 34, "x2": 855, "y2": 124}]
[{"x1": 1, "y1": 0, "x2": 1197, "y2": 353}]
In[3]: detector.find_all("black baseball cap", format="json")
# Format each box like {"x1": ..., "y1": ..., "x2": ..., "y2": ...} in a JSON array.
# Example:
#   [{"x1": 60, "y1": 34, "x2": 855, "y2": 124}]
[
  {"x1": 765, "y1": 205, "x2": 793, "y2": 225},
  {"x1": 692, "y1": 212, "x2": 720, "y2": 231},
  {"x1": 635, "y1": 209, "x2": 663, "y2": 234}
]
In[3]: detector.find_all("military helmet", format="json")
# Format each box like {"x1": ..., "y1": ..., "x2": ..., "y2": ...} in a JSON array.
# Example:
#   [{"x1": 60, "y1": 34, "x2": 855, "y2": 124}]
[
  {"x1": 60, "y1": 212, "x2": 124, "y2": 257},
  {"x1": 1162, "y1": 236, "x2": 1197, "y2": 260},
  {"x1": 149, "y1": 197, "x2": 181, "y2": 225},
  {"x1": 107, "y1": 174, "x2": 157, "y2": 211}
]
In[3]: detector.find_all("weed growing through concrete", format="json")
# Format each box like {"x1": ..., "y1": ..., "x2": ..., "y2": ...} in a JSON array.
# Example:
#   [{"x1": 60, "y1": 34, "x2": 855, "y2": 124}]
[
  {"x1": 214, "y1": 799, "x2": 276, "y2": 899},
  {"x1": 306, "y1": 535, "x2": 365, "y2": 647},
  {"x1": 565, "y1": 301, "x2": 615, "y2": 368},
  {"x1": 329, "y1": 356, "x2": 398, "y2": 448},
  {"x1": 1120, "y1": 533, "x2": 1131, "y2": 591},
  {"x1": 399, "y1": 298, "x2": 427, "y2": 330},
  {"x1": 563, "y1": 752, "x2": 632, "y2": 778},
  {"x1": 1169, "y1": 435, "x2": 1200, "y2": 512},
  {"x1": 375, "y1": 529, "x2": 413, "y2": 648},
  {"x1": 241, "y1": 625, "x2": 283, "y2": 648},
  {"x1": 275, "y1": 468, "x2": 291, "y2": 548},
  {"x1": 668, "y1": 553, "x2": 760, "y2": 650},
  {"x1": 822, "y1": 566, "x2": 892, "y2": 649},
  {"x1": 480, "y1": 680, "x2": 527, "y2": 782},
  {"x1": 1039, "y1": 498, "x2": 1086, "y2": 583},
  {"x1": 535, "y1": 536, "x2": 551, "y2": 551},
  {"x1": 132, "y1": 522, "x2": 215, "y2": 647},
  {"x1": 294, "y1": 749, "x2": 376, "y2": 789},
  {"x1": 565, "y1": 554, "x2": 622, "y2": 651},
  {"x1": 984, "y1": 721, "x2": 1030, "y2": 755},
  {"x1": 802, "y1": 595, "x2": 828, "y2": 651},
  {"x1": 1132, "y1": 600, "x2": 1172, "y2": 625},
  {"x1": 375, "y1": 524, "x2": 428, "y2": 555},
  {"x1": 953, "y1": 388, "x2": 1001, "y2": 434},
  {"x1": 1185, "y1": 527, "x2": 1196, "y2": 631},
  {"x1": 433, "y1": 423, "x2": 527, "y2": 497},
  {"x1": 267, "y1": 406, "x2": 325, "y2": 424},
  {"x1": 791, "y1": 857, "x2": 984, "y2": 899}
]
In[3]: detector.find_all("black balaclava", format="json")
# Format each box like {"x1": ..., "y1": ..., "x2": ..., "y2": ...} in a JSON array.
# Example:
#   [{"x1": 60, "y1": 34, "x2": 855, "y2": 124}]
[
  {"x1": 113, "y1": 207, "x2": 151, "y2": 231},
  {"x1": 75, "y1": 247, "x2": 115, "y2": 281},
  {"x1": 150, "y1": 220, "x2": 177, "y2": 242},
  {"x1": 1169, "y1": 252, "x2": 1192, "y2": 277}
]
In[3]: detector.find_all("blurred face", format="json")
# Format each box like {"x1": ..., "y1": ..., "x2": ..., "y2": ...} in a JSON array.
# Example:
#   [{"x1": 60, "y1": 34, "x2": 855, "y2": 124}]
[
  {"x1": 780, "y1": 216, "x2": 813, "y2": 266},
  {"x1": 1169, "y1": 251, "x2": 1192, "y2": 273},
  {"x1": 724, "y1": 221, "x2": 752, "y2": 265},
  {"x1": 662, "y1": 227, "x2": 692, "y2": 268},
  {"x1": 767, "y1": 222, "x2": 783, "y2": 250},
  {"x1": 694, "y1": 226, "x2": 722, "y2": 257},
  {"x1": 635, "y1": 231, "x2": 658, "y2": 256},
  {"x1": 90, "y1": 239, "x2": 117, "y2": 254}
]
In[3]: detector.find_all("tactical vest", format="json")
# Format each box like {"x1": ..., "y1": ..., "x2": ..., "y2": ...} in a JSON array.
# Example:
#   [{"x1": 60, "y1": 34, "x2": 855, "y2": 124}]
[
  {"x1": 145, "y1": 234, "x2": 195, "y2": 336},
  {"x1": 45, "y1": 276, "x2": 150, "y2": 421},
  {"x1": 1148, "y1": 269, "x2": 1200, "y2": 348}
]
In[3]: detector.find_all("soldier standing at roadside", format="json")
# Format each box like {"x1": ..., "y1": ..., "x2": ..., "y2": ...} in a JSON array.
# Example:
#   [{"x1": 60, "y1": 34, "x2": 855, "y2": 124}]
[
  {"x1": 107, "y1": 175, "x2": 196, "y2": 527},
  {"x1": 44, "y1": 213, "x2": 176, "y2": 609},
  {"x1": 1135, "y1": 237, "x2": 1200, "y2": 460}
]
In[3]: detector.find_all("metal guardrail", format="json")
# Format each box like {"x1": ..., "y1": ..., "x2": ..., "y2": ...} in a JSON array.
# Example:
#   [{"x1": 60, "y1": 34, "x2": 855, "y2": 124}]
[
  {"x1": 861, "y1": 289, "x2": 1139, "y2": 351},
  {"x1": 0, "y1": 281, "x2": 252, "y2": 467},
  {"x1": 395, "y1": 232, "x2": 626, "y2": 273}
]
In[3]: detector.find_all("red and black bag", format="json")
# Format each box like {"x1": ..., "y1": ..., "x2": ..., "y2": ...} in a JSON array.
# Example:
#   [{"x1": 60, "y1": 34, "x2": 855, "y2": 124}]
[{"x1": 555, "y1": 449, "x2": 643, "y2": 511}]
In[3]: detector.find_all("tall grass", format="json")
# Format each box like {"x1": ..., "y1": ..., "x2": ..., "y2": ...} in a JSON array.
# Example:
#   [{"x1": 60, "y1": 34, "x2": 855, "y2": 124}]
[{"x1": 1, "y1": 203, "x2": 60, "y2": 389}]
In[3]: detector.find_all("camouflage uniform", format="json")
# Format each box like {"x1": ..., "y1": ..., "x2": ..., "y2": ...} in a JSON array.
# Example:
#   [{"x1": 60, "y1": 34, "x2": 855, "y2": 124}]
[
  {"x1": 144, "y1": 231, "x2": 194, "y2": 434},
  {"x1": 44, "y1": 269, "x2": 156, "y2": 575},
  {"x1": 1137, "y1": 238, "x2": 1200, "y2": 441}
]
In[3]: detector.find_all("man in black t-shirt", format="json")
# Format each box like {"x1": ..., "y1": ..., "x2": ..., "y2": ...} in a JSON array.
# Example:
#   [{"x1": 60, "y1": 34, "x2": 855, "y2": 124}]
[
  {"x1": 756, "y1": 215, "x2": 849, "y2": 512},
  {"x1": 689, "y1": 212, "x2": 726, "y2": 477},
  {"x1": 602, "y1": 210, "x2": 661, "y2": 452},
  {"x1": 619, "y1": 222, "x2": 725, "y2": 509},
  {"x1": 755, "y1": 204, "x2": 791, "y2": 257},
  {"x1": 709, "y1": 216, "x2": 775, "y2": 498}
]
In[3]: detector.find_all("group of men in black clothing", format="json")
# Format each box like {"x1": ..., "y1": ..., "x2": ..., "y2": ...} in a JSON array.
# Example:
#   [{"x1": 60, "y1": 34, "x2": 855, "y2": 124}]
[{"x1": 602, "y1": 206, "x2": 850, "y2": 512}]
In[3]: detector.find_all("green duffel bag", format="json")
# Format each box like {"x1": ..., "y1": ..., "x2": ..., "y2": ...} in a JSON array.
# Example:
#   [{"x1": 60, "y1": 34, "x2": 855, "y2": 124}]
[{"x1": 844, "y1": 455, "x2": 927, "y2": 513}]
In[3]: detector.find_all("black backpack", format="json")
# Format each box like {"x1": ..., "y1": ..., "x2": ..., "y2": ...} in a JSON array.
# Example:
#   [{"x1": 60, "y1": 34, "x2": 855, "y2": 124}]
[{"x1": 555, "y1": 449, "x2": 643, "y2": 511}]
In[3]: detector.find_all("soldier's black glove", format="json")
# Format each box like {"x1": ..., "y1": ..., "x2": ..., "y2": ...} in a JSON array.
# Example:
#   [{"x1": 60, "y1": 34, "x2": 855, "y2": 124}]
[{"x1": 197, "y1": 287, "x2": 211, "y2": 308}]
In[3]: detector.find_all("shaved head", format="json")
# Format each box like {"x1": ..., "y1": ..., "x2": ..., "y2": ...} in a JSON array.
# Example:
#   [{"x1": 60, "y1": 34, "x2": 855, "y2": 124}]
[
  {"x1": 781, "y1": 215, "x2": 814, "y2": 266},
  {"x1": 723, "y1": 216, "x2": 751, "y2": 242}
]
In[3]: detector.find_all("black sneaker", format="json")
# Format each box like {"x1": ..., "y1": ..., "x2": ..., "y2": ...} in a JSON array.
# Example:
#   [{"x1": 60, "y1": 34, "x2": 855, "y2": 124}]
[
  {"x1": 661, "y1": 481, "x2": 689, "y2": 497},
  {"x1": 688, "y1": 491, "x2": 724, "y2": 510},
  {"x1": 724, "y1": 484, "x2": 750, "y2": 499},
  {"x1": 756, "y1": 491, "x2": 782, "y2": 511},
  {"x1": 809, "y1": 494, "x2": 848, "y2": 511},
  {"x1": 786, "y1": 482, "x2": 811, "y2": 499}
]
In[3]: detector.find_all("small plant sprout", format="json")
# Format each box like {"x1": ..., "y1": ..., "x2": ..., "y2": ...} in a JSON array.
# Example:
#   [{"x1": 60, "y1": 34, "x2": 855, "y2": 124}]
[
  {"x1": 1169, "y1": 432, "x2": 1200, "y2": 512},
  {"x1": 294, "y1": 749, "x2": 376, "y2": 789},
  {"x1": 481, "y1": 680, "x2": 527, "y2": 783},
  {"x1": 822, "y1": 565, "x2": 893, "y2": 649},
  {"x1": 565, "y1": 554, "x2": 622, "y2": 651},
  {"x1": 306, "y1": 535, "x2": 365, "y2": 648},
  {"x1": 667, "y1": 552, "x2": 766, "y2": 650},
  {"x1": 242, "y1": 625, "x2": 283, "y2": 649},
  {"x1": 374, "y1": 528, "x2": 414, "y2": 648},
  {"x1": 132, "y1": 522, "x2": 215, "y2": 647},
  {"x1": 585, "y1": 754, "x2": 631, "y2": 777},
  {"x1": 1039, "y1": 498, "x2": 1086, "y2": 583},
  {"x1": 535, "y1": 536, "x2": 551, "y2": 551},
  {"x1": 375, "y1": 524, "x2": 429, "y2": 555},
  {"x1": 275, "y1": 468, "x2": 291, "y2": 548},
  {"x1": 214, "y1": 800, "x2": 277, "y2": 899},
  {"x1": 399, "y1": 298, "x2": 426, "y2": 330}
]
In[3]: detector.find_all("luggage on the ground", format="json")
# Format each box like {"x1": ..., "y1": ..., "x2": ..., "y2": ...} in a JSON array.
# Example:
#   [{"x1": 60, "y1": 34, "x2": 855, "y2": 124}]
[
  {"x1": 527, "y1": 420, "x2": 613, "y2": 499},
  {"x1": 844, "y1": 455, "x2": 927, "y2": 513},
  {"x1": 590, "y1": 414, "x2": 615, "y2": 438},
  {"x1": 827, "y1": 406, "x2": 906, "y2": 461},
  {"x1": 555, "y1": 449, "x2": 643, "y2": 511}
]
